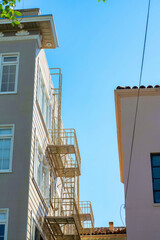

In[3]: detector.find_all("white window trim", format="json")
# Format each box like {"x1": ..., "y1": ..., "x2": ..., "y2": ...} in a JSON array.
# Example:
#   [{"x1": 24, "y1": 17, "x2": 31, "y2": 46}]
[
  {"x1": 0, "y1": 52, "x2": 20, "y2": 94},
  {"x1": 0, "y1": 208, "x2": 9, "y2": 240},
  {"x1": 0, "y1": 124, "x2": 15, "y2": 173},
  {"x1": 34, "y1": 136, "x2": 50, "y2": 199},
  {"x1": 37, "y1": 65, "x2": 52, "y2": 131},
  {"x1": 38, "y1": 61, "x2": 50, "y2": 99},
  {"x1": 31, "y1": 211, "x2": 47, "y2": 240}
]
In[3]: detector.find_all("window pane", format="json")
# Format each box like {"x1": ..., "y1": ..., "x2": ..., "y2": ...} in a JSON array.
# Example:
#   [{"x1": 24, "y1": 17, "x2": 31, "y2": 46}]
[
  {"x1": 2, "y1": 159, "x2": 9, "y2": 170},
  {"x1": 153, "y1": 179, "x2": 160, "y2": 190},
  {"x1": 3, "y1": 139, "x2": 11, "y2": 148},
  {"x1": 0, "y1": 129, "x2": 12, "y2": 135},
  {"x1": 9, "y1": 74, "x2": 15, "y2": 83},
  {"x1": 2, "y1": 66, "x2": 9, "y2": 74},
  {"x1": 0, "y1": 224, "x2": 5, "y2": 235},
  {"x1": 1, "y1": 61, "x2": 17, "y2": 93},
  {"x1": 8, "y1": 83, "x2": 15, "y2": 92},
  {"x1": 10, "y1": 65, "x2": 16, "y2": 73},
  {"x1": 152, "y1": 155, "x2": 160, "y2": 167},
  {"x1": 154, "y1": 191, "x2": 160, "y2": 203},
  {"x1": 152, "y1": 167, "x2": 160, "y2": 179},
  {"x1": 0, "y1": 213, "x2": 6, "y2": 222},
  {"x1": 1, "y1": 84, "x2": 7, "y2": 92},
  {"x1": 3, "y1": 149, "x2": 10, "y2": 159},
  {"x1": 3, "y1": 56, "x2": 17, "y2": 62},
  {"x1": 2, "y1": 74, "x2": 8, "y2": 83},
  {"x1": 0, "y1": 141, "x2": 2, "y2": 149},
  {"x1": 0, "y1": 149, "x2": 2, "y2": 160},
  {"x1": 0, "y1": 138, "x2": 11, "y2": 171}
]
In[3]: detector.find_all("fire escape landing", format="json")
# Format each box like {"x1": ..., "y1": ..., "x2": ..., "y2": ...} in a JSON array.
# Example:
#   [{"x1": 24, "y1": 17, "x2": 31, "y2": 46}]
[{"x1": 46, "y1": 128, "x2": 81, "y2": 177}]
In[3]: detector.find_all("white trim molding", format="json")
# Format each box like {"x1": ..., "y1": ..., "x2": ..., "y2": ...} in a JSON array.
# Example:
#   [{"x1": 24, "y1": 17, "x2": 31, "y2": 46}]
[
  {"x1": 0, "y1": 35, "x2": 42, "y2": 49},
  {"x1": 0, "y1": 208, "x2": 9, "y2": 240},
  {"x1": 31, "y1": 211, "x2": 48, "y2": 240},
  {"x1": 15, "y1": 30, "x2": 30, "y2": 36},
  {"x1": 0, "y1": 53, "x2": 20, "y2": 95},
  {"x1": 0, "y1": 124, "x2": 15, "y2": 173}
]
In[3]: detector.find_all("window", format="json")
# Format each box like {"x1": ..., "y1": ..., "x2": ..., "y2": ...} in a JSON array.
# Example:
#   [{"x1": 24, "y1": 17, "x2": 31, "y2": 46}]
[
  {"x1": 37, "y1": 67, "x2": 53, "y2": 131},
  {"x1": 151, "y1": 154, "x2": 160, "y2": 203},
  {"x1": 0, "y1": 125, "x2": 14, "y2": 172},
  {"x1": 46, "y1": 100, "x2": 49, "y2": 129},
  {"x1": 48, "y1": 105, "x2": 52, "y2": 130},
  {"x1": 0, "y1": 54, "x2": 19, "y2": 93},
  {"x1": 34, "y1": 139, "x2": 50, "y2": 199},
  {"x1": 35, "y1": 226, "x2": 44, "y2": 240},
  {"x1": 32, "y1": 219, "x2": 44, "y2": 240},
  {"x1": 0, "y1": 209, "x2": 9, "y2": 240}
]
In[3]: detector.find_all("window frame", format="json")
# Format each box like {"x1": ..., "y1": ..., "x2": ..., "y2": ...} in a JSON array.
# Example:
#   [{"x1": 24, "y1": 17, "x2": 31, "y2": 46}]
[
  {"x1": 37, "y1": 64, "x2": 53, "y2": 132},
  {"x1": 31, "y1": 212, "x2": 47, "y2": 240},
  {"x1": 151, "y1": 153, "x2": 160, "y2": 204},
  {"x1": 0, "y1": 208, "x2": 9, "y2": 240},
  {"x1": 34, "y1": 137, "x2": 50, "y2": 199},
  {"x1": 0, "y1": 124, "x2": 14, "y2": 173},
  {"x1": 0, "y1": 53, "x2": 20, "y2": 94}
]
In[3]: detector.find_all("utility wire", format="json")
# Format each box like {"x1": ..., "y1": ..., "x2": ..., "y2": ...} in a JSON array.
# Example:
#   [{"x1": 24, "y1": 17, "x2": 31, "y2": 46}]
[
  {"x1": 120, "y1": 204, "x2": 125, "y2": 226},
  {"x1": 125, "y1": 0, "x2": 151, "y2": 203}
]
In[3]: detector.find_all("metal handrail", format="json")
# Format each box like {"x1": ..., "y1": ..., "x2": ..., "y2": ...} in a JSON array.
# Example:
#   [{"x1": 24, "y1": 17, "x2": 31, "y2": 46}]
[
  {"x1": 46, "y1": 197, "x2": 79, "y2": 217},
  {"x1": 48, "y1": 128, "x2": 81, "y2": 172},
  {"x1": 79, "y1": 201, "x2": 94, "y2": 228}
]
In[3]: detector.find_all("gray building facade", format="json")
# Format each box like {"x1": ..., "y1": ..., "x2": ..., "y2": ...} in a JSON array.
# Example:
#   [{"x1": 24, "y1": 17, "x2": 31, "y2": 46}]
[{"x1": 0, "y1": 8, "x2": 94, "y2": 240}]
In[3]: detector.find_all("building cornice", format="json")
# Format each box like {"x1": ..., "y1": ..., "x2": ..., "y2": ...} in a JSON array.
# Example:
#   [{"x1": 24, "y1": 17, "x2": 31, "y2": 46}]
[
  {"x1": 0, "y1": 15, "x2": 58, "y2": 48},
  {"x1": 115, "y1": 87, "x2": 160, "y2": 98},
  {"x1": 0, "y1": 34, "x2": 42, "y2": 48}
]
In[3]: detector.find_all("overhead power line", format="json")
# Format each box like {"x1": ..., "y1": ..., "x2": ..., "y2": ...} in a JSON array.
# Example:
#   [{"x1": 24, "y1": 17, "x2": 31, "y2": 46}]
[{"x1": 125, "y1": 0, "x2": 151, "y2": 203}]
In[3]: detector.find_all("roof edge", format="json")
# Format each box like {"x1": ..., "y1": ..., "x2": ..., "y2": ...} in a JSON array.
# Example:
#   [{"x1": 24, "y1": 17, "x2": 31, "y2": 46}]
[
  {"x1": 0, "y1": 14, "x2": 59, "y2": 48},
  {"x1": 114, "y1": 90, "x2": 124, "y2": 183},
  {"x1": 115, "y1": 86, "x2": 160, "y2": 98}
]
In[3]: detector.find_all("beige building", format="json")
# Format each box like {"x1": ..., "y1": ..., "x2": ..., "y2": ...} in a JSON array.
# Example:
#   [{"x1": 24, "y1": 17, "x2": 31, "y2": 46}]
[
  {"x1": 0, "y1": 8, "x2": 94, "y2": 240},
  {"x1": 115, "y1": 85, "x2": 160, "y2": 240}
]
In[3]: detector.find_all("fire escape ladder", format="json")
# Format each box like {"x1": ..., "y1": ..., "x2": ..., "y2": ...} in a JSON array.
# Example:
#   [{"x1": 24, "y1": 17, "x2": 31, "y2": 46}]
[{"x1": 45, "y1": 68, "x2": 82, "y2": 240}]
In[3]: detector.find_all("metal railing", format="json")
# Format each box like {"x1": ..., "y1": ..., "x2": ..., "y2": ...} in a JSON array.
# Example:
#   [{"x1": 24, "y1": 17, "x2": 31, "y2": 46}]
[
  {"x1": 79, "y1": 201, "x2": 94, "y2": 228},
  {"x1": 46, "y1": 198, "x2": 82, "y2": 237},
  {"x1": 47, "y1": 198, "x2": 79, "y2": 218},
  {"x1": 48, "y1": 128, "x2": 81, "y2": 173}
]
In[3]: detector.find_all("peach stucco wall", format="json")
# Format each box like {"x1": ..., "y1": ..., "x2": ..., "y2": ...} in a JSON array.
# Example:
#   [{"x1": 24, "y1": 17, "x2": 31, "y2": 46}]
[{"x1": 121, "y1": 94, "x2": 160, "y2": 240}]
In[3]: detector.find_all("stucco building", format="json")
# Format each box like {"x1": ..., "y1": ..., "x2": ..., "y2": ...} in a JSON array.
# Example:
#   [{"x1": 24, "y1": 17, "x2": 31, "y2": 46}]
[
  {"x1": 0, "y1": 8, "x2": 94, "y2": 240},
  {"x1": 115, "y1": 85, "x2": 160, "y2": 240}
]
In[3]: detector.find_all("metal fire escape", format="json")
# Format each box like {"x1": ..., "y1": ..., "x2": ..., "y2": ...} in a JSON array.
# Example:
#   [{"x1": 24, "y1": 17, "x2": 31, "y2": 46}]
[{"x1": 45, "y1": 68, "x2": 94, "y2": 240}]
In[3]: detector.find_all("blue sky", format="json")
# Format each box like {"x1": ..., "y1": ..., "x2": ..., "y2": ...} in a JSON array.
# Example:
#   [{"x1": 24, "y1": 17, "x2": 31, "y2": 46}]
[{"x1": 17, "y1": 0, "x2": 160, "y2": 227}]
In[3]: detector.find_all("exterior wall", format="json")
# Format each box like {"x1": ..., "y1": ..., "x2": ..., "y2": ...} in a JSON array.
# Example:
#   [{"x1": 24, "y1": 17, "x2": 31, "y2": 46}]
[
  {"x1": 0, "y1": 40, "x2": 36, "y2": 239},
  {"x1": 26, "y1": 48, "x2": 62, "y2": 240},
  {"x1": 121, "y1": 94, "x2": 160, "y2": 240}
]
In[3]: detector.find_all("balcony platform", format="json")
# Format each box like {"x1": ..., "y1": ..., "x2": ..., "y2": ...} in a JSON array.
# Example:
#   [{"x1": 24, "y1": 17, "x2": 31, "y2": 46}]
[
  {"x1": 47, "y1": 144, "x2": 75, "y2": 154},
  {"x1": 46, "y1": 216, "x2": 81, "y2": 240},
  {"x1": 46, "y1": 138, "x2": 81, "y2": 177}
]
